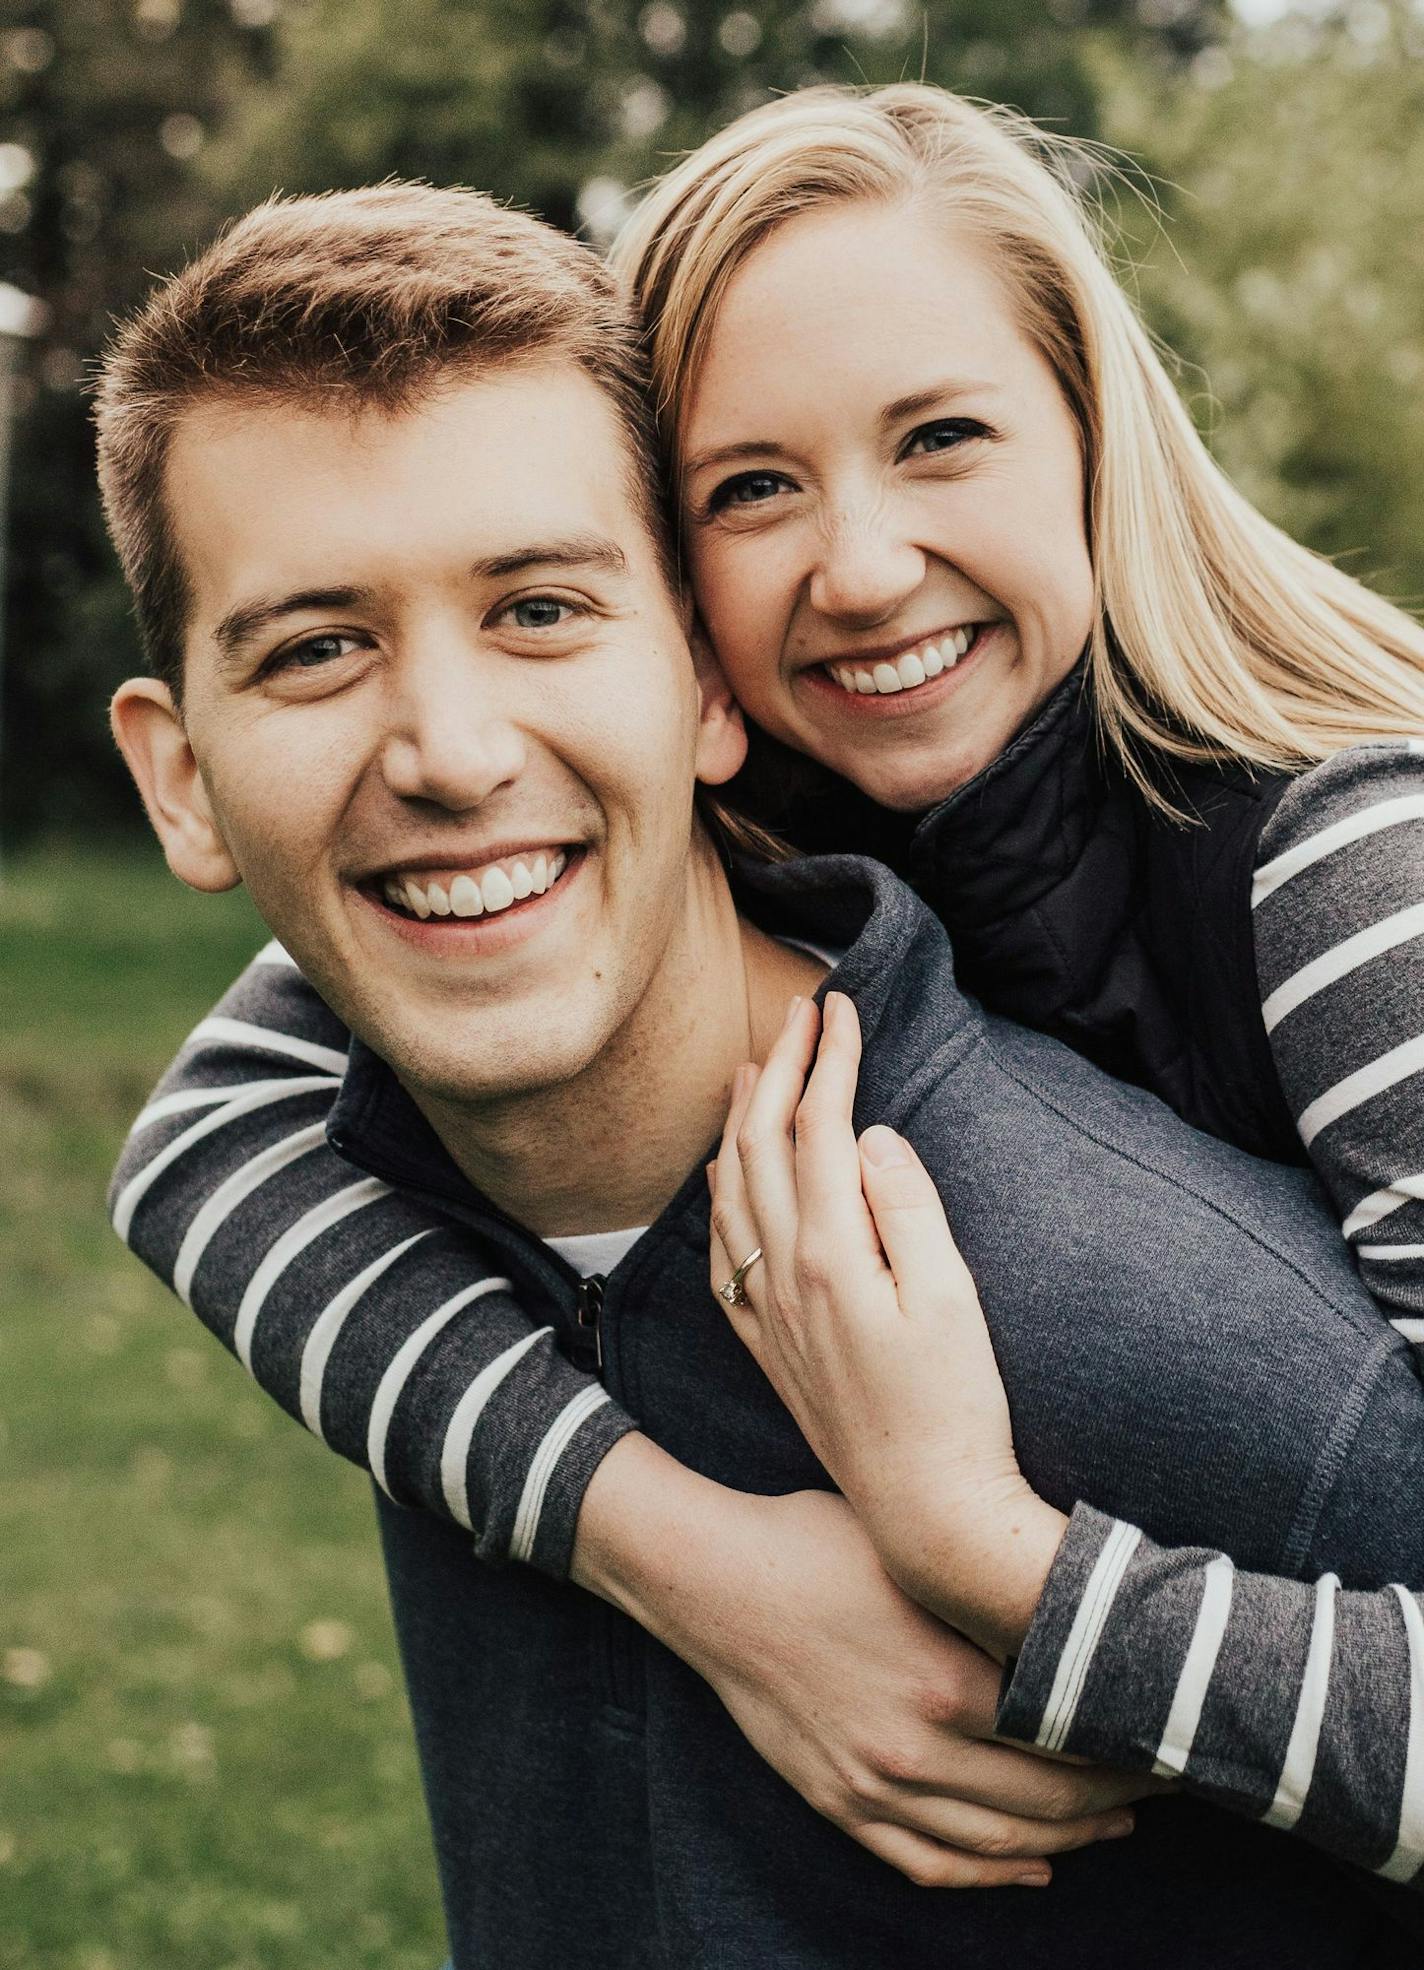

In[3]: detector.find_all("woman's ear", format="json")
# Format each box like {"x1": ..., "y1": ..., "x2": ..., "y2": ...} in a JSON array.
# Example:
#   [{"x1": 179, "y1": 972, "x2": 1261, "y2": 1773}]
[
  {"x1": 690, "y1": 615, "x2": 749, "y2": 789},
  {"x1": 110, "y1": 679, "x2": 242, "y2": 893}
]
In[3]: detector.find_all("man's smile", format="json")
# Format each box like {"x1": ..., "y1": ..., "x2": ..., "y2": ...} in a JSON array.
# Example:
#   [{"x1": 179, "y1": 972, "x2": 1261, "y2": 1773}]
[
  {"x1": 356, "y1": 844, "x2": 588, "y2": 954},
  {"x1": 370, "y1": 844, "x2": 576, "y2": 921}
]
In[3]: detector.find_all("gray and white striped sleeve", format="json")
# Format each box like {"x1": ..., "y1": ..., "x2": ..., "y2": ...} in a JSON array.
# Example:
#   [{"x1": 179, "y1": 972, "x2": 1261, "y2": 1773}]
[
  {"x1": 996, "y1": 1505, "x2": 1424, "y2": 1887},
  {"x1": 994, "y1": 743, "x2": 1424, "y2": 1883},
  {"x1": 108, "y1": 942, "x2": 637, "y2": 1578},
  {"x1": 1254, "y1": 740, "x2": 1424, "y2": 1336}
]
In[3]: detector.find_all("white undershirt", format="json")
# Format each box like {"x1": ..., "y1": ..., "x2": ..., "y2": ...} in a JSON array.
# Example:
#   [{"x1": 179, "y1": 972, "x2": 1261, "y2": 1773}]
[{"x1": 544, "y1": 1225, "x2": 648, "y2": 1277}]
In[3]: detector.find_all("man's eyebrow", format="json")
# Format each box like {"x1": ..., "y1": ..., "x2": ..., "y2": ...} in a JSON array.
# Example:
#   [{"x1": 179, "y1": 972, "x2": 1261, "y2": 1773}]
[
  {"x1": 684, "y1": 383, "x2": 1002, "y2": 477},
  {"x1": 471, "y1": 535, "x2": 628, "y2": 580},
  {"x1": 209, "y1": 540, "x2": 628, "y2": 665},
  {"x1": 213, "y1": 586, "x2": 375, "y2": 665}
]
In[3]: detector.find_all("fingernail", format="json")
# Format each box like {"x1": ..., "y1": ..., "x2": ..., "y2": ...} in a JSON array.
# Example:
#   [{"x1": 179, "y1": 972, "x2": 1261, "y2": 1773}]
[
  {"x1": 781, "y1": 994, "x2": 803, "y2": 1030},
  {"x1": 705, "y1": 1162, "x2": 717, "y2": 1194},
  {"x1": 1105, "y1": 1812, "x2": 1135, "y2": 1839},
  {"x1": 860, "y1": 1125, "x2": 909, "y2": 1168},
  {"x1": 1014, "y1": 1867, "x2": 1051, "y2": 1888}
]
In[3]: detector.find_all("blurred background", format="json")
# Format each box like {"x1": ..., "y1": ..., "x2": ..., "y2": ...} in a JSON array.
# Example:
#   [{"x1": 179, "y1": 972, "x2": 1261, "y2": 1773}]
[{"x1": 2, "y1": 1, "x2": 1422, "y2": 1965}]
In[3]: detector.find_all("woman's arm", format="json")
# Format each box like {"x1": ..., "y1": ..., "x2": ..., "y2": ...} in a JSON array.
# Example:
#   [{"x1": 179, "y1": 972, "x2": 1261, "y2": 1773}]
[
  {"x1": 110, "y1": 939, "x2": 635, "y2": 1573},
  {"x1": 113, "y1": 944, "x2": 1143, "y2": 1882},
  {"x1": 1254, "y1": 741, "x2": 1424, "y2": 1336},
  {"x1": 994, "y1": 1505, "x2": 1424, "y2": 1882},
  {"x1": 710, "y1": 992, "x2": 1424, "y2": 1889}
]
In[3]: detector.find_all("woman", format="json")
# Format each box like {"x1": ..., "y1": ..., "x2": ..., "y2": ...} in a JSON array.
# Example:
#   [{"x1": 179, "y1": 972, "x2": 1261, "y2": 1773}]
[
  {"x1": 110, "y1": 83, "x2": 1424, "y2": 1890},
  {"x1": 617, "y1": 83, "x2": 1424, "y2": 1887}
]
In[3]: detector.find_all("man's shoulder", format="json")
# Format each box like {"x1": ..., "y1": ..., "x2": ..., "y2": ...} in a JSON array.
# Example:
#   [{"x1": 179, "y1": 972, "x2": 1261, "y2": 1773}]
[{"x1": 913, "y1": 1007, "x2": 1372, "y2": 1323}]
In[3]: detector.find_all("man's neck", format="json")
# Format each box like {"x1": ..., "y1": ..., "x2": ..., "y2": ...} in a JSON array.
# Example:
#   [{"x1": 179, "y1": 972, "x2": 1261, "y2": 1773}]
[{"x1": 413, "y1": 847, "x2": 826, "y2": 1237}]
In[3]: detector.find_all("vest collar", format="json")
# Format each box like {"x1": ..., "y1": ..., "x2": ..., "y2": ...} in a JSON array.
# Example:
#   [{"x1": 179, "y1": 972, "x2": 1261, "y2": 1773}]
[{"x1": 909, "y1": 654, "x2": 1107, "y2": 937}]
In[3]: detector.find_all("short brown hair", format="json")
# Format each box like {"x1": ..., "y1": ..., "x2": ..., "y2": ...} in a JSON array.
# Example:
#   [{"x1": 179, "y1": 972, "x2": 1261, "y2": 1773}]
[{"x1": 94, "y1": 182, "x2": 671, "y2": 698}]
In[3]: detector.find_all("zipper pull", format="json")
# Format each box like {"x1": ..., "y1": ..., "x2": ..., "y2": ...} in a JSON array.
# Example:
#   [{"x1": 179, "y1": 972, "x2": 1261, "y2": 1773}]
[{"x1": 575, "y1": 1273, "x2": 605, "y2": 1374}]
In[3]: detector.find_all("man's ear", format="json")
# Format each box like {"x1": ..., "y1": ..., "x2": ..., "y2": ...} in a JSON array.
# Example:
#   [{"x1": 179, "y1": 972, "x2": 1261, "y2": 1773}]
[
  {"x1": 689, "y1": 617, "x2": 748, "y2": 789},
  {"x1": 110, "y1": 679, "x2": 241, "y2": 893}
]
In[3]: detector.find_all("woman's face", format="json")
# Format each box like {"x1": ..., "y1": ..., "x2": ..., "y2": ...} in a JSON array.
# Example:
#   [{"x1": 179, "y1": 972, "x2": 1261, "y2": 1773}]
[{"x1": 680, "y1": 201, "x2": 1096, "y2": 811}]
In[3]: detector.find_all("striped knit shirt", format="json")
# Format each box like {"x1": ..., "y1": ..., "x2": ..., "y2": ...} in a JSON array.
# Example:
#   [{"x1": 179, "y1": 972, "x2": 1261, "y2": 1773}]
[
  {"x1": 997, "y1": 740, "x2": 1424, "y2": 1890},
  {"x1": 108, "y1": 739, "x2": 1424, "y2": 1883},
  {"x1": 108, "y1": 945, "x2": 636, "y2": 1578}
]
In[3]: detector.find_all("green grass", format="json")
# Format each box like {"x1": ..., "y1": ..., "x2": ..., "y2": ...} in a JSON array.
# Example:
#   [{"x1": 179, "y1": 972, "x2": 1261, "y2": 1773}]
[{"x1": 0, "y1": 845, "x2": 446, "y2": 1970}]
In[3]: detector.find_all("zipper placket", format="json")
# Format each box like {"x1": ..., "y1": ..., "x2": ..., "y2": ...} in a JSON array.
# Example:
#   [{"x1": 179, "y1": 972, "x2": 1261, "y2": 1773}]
[
  {"x1": 573, "y1": 1268, "x2": 640, "y2": 1720},
  {"x1": 574, "y1": 1273, "x2": 605, "y2": 1373}
]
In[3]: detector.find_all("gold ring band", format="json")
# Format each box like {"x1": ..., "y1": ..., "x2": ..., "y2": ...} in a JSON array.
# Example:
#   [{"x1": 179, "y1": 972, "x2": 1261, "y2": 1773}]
[{"x1": 717, "y1": 1247, "x2": 764, "y2": 1307}]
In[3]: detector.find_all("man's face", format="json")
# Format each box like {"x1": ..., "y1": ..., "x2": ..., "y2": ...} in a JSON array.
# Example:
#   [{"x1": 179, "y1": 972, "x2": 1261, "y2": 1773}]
[{"x1": 148, "y1": 364, "x2": 743, "y2": 1106}]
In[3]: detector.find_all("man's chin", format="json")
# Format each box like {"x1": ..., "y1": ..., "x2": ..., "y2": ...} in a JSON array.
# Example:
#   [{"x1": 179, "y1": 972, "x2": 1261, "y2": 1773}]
[{"x1": 377, "y1": 1024, "x2": 589, "y2": 1115}]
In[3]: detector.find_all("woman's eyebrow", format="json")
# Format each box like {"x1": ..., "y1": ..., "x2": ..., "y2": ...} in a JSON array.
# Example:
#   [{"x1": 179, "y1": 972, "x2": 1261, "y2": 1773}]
[
  {"x1": 879, "y1": 381, "x2": 1000, "y2": 428},
  {"x1": 685, "y1": 381, "x2": 1004, "y2": 477},
  {"x1": 682, "y1": 438, "x2": 783, "y2": 477}
]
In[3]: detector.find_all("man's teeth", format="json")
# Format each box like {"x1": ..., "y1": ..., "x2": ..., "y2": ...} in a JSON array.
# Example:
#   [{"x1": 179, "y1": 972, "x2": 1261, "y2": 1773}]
[
  {"x1": 383, "y1": 850, "x2": 569, "y2": 921},
  {"x1": 828, "y1": 625, "x2": 978, "y2": 696}
]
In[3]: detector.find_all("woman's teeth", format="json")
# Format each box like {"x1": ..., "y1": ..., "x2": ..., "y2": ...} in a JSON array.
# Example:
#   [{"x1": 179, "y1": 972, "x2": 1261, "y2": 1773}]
[
  {"x1": 826, "y1": 624, "x2": 979, "y2": 696},
  {"x1": 382, "y1": 850, "x2": 569, "y2": 921}
]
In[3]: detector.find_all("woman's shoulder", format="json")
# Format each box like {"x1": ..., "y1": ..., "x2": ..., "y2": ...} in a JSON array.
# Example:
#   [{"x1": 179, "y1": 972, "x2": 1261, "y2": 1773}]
[{"x1": 1258, "y1": 738, "x2": 1424, "y2": 870}]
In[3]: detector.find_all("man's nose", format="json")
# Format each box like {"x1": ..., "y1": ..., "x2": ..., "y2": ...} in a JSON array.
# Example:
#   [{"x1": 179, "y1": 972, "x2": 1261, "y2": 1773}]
[
  {"x1": 808, "y1": 500, "x2": 926, "y2": 626},
  {"x1": 379, "y1": 639, "x2": 527, "y2": 810}
]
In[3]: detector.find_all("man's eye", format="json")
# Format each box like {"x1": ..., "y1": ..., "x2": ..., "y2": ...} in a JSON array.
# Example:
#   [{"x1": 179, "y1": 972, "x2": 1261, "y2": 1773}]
[
  {"x1": 706, "y1": 471, "x2": 792, "y2": 515},
  {"x1": 503, "y1": 597, "x2": 576, "y2": 630},
  {"x1": 271, "y1": 632, "x2": 363, "y2": 672},
  {"x1": 902, "y1": 419, "x2": 990, "y2": 459}
]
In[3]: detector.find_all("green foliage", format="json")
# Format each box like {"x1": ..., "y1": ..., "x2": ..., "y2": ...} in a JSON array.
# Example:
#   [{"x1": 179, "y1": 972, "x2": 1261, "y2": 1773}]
[
  {"x1": 0, "y1": 846, "x2": 446, "y2": 1968},
  {"x1": 208, "y1": 0, "x2": 1220, "y2": 225},
  {"x1": 2, "y1": 0, "x2": 1230, "y2": 846},
  {"x1": 2, "y1": 1, "x2": 279, "y2": 840},
  {"x1": 1101, "y1": 3, "x2": 1424, "y2": 604}
]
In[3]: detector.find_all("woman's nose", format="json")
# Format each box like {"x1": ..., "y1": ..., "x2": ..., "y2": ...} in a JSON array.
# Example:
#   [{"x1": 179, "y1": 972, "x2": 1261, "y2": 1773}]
[{"x1": 809, "y1": 507, "x2": 926, "y2": 625}]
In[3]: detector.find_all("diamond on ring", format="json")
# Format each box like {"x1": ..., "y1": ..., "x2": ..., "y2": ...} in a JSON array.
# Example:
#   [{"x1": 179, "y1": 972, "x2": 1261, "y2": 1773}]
[{"x1": 717, "y1": 1247, "x2": 763, "y2": 1307}]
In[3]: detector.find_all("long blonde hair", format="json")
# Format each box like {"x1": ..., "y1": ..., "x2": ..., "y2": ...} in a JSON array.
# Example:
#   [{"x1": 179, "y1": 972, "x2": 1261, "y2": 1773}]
[{"x1": 611, "y1": 84, "x2": 1424, "y2": 805}]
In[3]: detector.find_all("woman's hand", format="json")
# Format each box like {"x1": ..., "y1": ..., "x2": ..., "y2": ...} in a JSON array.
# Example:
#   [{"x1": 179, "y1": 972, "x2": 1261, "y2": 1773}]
[
  {"x1": 575, "y1": 1442, "x2": 1145, "y2": 1887},
  {"x1": 709, "y1": 991, "x2": 1067, "y2": 1660}
]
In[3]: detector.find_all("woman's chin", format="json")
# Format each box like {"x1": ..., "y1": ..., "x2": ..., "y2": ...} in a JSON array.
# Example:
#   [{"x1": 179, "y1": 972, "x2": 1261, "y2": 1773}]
[{"x1": 832, "y1": 740, "x2": 991, "y2": 815}]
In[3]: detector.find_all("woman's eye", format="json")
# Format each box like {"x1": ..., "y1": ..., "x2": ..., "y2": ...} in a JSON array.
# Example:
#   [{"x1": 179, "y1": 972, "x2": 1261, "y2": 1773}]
[
  {"x1": 504, "y1": 597, "x2": 576, "y2": 630},
  {"x1": 902, "y1": 418, "x2": 989, "y2": 459},
  {"x1": 707, "y1": 471, "x2": 791, "y2": 514}
]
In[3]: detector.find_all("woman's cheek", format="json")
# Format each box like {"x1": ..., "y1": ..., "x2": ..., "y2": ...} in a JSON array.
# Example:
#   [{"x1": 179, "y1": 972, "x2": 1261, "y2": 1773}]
[{"x1": 693, "y1": 542, "x2": 791, "y2": 727}]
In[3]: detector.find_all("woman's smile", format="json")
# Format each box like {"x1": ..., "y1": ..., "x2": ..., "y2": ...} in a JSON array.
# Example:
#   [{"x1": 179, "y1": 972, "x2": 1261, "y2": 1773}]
[{"x1": 797, "y1": 620, "x2": 1001, "y2": 720}]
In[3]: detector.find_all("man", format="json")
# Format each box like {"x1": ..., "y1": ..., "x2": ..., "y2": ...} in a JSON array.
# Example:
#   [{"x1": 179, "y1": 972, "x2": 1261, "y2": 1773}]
[{"x1": 102, "y1": 185, "x2": 1422, "y2": 1966}]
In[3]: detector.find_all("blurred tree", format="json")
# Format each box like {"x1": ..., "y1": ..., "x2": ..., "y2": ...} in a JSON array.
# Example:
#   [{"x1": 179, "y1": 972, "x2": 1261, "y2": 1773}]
[
  {"x1": 1103, "y1": 0, "x2": 1424, "y2": 605},
  {"x1": 208, "y1": 0, "x2": 1230, "y2": 233},
  {"x1": 0, "y1": 0, "x2": 1255, "y2": 842},
  {"x1": 2, "y1": 0, "x2": 276, "y2": 840}
]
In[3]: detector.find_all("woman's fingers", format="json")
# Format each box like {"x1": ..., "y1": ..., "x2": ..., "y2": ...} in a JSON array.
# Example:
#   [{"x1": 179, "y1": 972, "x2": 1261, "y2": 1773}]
[
  {"x1": 857, "y1": 1124, "x2": 980, "y2": 1312},
  {"x1": 731, "y1": 996, "x2": 820, "y2": 1260},
  {"x1": 899, "y1": 1735, "x2": 1151, "y2": 1820},
  {"x1": 793, "y1": 993, "x2": 877, "y2": 1244},
  {"x1": 882, "y1": 1790, "x2": 1136, "y2": 1862},
  {"x1": 852, "y1": 1820, "x2": 1051, "y2": 1891},
  {"x1": 710, "y1": 1065, "x2": 760, "y2": 1323}
]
